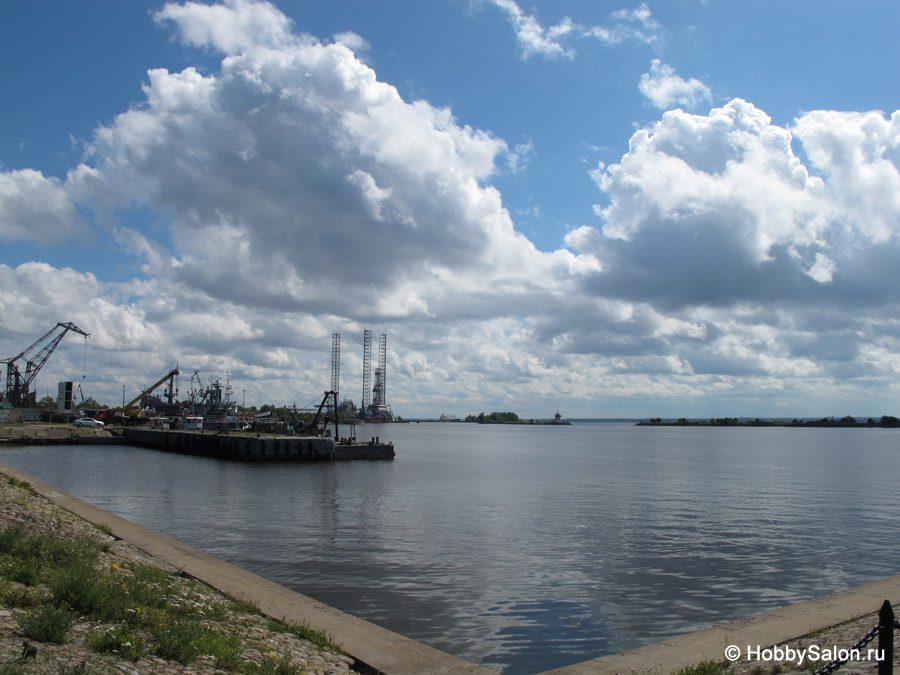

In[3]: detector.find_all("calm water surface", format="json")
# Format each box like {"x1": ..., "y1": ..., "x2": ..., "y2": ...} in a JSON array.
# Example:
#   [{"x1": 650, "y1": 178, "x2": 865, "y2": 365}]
[{"x1": 2, "y1": 423, "x2": 899, "y2": 673}]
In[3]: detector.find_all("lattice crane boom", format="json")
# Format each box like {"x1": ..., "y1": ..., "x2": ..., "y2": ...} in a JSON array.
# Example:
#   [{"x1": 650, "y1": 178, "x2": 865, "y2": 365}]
[
  {"x1": 124, "y1": 368, "x2": 180, "y2": 412},
  {"x1": 1, "y1": 322, "x2": 90, "y2": 408}
]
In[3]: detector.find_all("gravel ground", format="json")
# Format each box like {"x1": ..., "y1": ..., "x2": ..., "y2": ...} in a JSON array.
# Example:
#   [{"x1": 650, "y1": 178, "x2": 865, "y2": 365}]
[{"x1": 0, "y1": 470, "x2": 358, "y2": 675}]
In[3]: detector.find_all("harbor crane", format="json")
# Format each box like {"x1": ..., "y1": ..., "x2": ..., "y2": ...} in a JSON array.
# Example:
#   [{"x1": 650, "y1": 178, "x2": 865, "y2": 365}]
[
  {"x1": 123, "y1": 368, "x2": 180, "y2": 416},
  {"x1": 1, "y1": 322, "x2": 89, "y2": 408}
]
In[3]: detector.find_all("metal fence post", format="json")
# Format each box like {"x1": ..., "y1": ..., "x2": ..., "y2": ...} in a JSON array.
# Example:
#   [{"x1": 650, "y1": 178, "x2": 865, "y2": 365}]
[{"x1": 878, "y1": 599, "x2": 894, "y2": 675}]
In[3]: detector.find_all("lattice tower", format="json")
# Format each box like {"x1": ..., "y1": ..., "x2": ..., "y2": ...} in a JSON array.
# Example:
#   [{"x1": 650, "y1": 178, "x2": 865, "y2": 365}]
[
  {"x1": 373, "y1": 333, "x2": 387, "y2": 406},
  {"x1": 361, "y1": 329, "x2": 372, "y2": 412},
  {"x1": 331, "y1": 333, "x2": 340, "y2": 395}
]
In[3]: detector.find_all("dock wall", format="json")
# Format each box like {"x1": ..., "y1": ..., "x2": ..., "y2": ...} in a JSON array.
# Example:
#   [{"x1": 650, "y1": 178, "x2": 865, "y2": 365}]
[
  {"x1": 334, "y1": 438, "x2": 396, "y2": 460},
  {"x1": 124, "y1": 428, "x2": 337, "y2": 461},
  {"x1": 123, "y1": 428, "x2": 395, "y2": 461}
]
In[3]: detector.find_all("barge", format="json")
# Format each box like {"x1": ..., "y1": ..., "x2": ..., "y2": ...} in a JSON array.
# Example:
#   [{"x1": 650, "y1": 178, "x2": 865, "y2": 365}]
[{"x1": 123, "y1": 428, "x2": 394, "y2": 462}]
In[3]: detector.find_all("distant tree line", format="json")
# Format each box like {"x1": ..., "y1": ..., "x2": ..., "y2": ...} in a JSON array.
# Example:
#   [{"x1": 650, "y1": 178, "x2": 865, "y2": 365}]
[
  {"x1": 638, "y1": 415, "x2": 900, "y2": 428},
  {"x1": 38, "y1": 395, "x2": 105, "y2": 410},
  {"x1": 466, "y1": 411, "x2": 520, "y2": 424}
]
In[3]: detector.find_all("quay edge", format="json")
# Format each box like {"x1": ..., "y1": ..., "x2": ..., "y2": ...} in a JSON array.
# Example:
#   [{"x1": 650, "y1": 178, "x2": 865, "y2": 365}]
[
  {"x1": 122, "y1": 428, "x2": 395, "y2": 461},
  {"x1": 0, "y1": 424, "x2": 395, "y2": 460}
]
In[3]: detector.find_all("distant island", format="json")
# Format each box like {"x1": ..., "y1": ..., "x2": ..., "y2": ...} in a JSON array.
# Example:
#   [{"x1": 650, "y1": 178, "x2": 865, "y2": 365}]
[
  {"x1": 465, "y1": 411, "x2": 571, "y2": 425},
  {"x1": 636, "y1": 415, "x2": 900, "y2": 428}
]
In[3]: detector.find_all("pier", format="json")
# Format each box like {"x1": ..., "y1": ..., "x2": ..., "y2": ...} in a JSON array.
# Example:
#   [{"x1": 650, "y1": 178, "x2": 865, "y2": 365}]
[
  {"x1": 124, "y1": 428, "x2": 395, "y2": 461},
  {"x1": 0, "y1": 424, "x2": 394, "y2": 461}
]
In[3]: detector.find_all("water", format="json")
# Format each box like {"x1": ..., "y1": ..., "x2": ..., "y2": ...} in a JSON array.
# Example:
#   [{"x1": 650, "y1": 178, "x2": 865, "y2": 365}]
[{"x1": 2, "y1": 423, "x2": 899, "y2": 673}]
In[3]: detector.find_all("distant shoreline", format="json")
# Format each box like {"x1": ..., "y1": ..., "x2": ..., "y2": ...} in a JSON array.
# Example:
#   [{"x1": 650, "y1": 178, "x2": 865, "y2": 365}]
[{"x1": 636, "y1": 415, "x2": 900, "y2": 428}]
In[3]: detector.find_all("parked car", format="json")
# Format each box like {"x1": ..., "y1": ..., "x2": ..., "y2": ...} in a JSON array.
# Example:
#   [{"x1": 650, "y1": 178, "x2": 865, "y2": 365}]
[{"x1": 73, "y1": 417, "x2": 104, "y2": 428}]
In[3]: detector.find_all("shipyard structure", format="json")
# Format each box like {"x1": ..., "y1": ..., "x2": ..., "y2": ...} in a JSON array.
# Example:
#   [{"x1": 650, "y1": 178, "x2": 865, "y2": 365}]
[
  {"x1": 331, "y1": 330, "x2": 395, "y2": 424},
  {"x1": 1, "y1": 321, "x2": 394, "y2": 462}
]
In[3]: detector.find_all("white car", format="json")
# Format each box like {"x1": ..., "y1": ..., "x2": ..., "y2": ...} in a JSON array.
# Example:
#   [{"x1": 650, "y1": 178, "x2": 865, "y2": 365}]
[{"x1": 73, "y1": 417, "x2": 104, "y2": 428}]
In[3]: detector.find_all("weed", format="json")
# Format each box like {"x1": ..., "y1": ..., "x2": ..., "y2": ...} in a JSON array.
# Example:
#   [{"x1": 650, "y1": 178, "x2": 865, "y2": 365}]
[
  {"x1": 197, "y1": 628, "x2": 244, "y2": 669},
  {"x1": 0, "y1": 581, "x2": 45, "y2": 609},
  {"x1": 0, "y1": 524, "x2": 24, "y2": 553},
  {"x1": 202, "y1": 599, "x2": 230, "y2": 622},
  {"x1": 94, "y1": 522, "x2": 114, "y2": 536},
  {"x1": 128, "y1": 561, "x2": 169, "y2": 588},
  {"x1": 251, "y1": 657, "x2": 305, "y2": 674},
  {"x1": 229, "y1": 596, "x2": 260, "y2": 615},
  {"x1": 265, "y1": 616, "x2": 342, "y2": 652},
  {"x1": 1, "y1": 522, "x2": 293, "y2": 670},
  {"x1": 57, "y1": 664, "x2": 92, "y2": 675},
  {"x1": 4, "y1": 476, "x2": 34, "y2": 493},
  {"x1": 86, "y1": 623, "x2": 147, "y2": 661},
  {"x1": 18, "y1": 603, "x2": 78, "y2": 644},
  {"x1": 6, "y1": 560, "x2": 40, "y2": 587},
  {"x1": 50, "y1": 559, "x2": 126, "y2": 621},
  {"x1": 0, "y1": 525, "x2": 101, "y2": 583},
  {"x1": 0, "y1": 664, "x2": 32, "y2": 675},
  {"x1": 122, "y1": 562, "x2": 174, "y2": 610},
  {"x1": 154, "y1": 617, "x2": 204, "y2": 664}
]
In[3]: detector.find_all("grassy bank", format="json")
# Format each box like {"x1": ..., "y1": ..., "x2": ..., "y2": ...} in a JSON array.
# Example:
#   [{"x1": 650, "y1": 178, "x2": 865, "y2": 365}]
[{"x1": 0, "y1": 473, "x2": 357, "y2": 675}]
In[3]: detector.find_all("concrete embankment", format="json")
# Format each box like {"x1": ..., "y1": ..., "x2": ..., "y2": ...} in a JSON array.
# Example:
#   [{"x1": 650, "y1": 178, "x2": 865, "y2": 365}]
[{"x1": 0, "y1": 422, "x2": 120, "y2": 445}]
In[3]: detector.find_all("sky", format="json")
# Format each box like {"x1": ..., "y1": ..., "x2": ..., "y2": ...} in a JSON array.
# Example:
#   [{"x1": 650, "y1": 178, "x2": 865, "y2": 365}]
[{"x1": 1, "y1": 0, "x2": 899, "y2": 419}]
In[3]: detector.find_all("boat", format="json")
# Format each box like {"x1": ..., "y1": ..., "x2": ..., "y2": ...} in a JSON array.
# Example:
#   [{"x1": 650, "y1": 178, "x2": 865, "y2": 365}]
[
  {"x1": 550, "y1": 411, "x2": 572, "y2": 425},
  {"x1": 363, "y1": 403, "x2": 394, "y2": 423}
]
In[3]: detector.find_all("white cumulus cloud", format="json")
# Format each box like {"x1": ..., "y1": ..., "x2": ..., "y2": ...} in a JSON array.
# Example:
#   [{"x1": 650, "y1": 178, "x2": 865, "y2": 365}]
[
  {"x1": 3, "y1": 0, "x2": 898, "y2": 418},
  {"x1": 0, "y1": 169, "x2": 89, "y2": 243},
  {"x1": 639, "y1": 59, "x2": 712, "y2": 110},
  {"x1": 482, "y1": 0, "x2": 661, "y2": 60}
]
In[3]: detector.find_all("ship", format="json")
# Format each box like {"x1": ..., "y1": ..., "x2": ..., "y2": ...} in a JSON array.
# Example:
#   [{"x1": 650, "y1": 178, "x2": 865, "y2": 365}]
[
  {"x1": 363, "y1": 403, "x2": 394, "y2": 423},
  {"x1": 550, "y1": 411, "x2": 572, "y2": 425},
  {"x1": 144, "y1": 371, "x2": 244, "y2": 430},
  {"x1": 360, "y1": 363, "x2": 394, "y2": 423}
]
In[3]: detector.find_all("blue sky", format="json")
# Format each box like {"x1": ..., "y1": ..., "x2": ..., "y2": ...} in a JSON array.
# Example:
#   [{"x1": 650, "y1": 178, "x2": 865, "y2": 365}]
[{"x1": 1, "y1": 0, "x2": 899, "y2": 418}]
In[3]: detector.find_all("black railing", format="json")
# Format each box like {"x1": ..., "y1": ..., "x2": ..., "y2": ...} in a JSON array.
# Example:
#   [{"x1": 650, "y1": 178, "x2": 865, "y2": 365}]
[{"x1": 813, "y1": 600, "x2": 897, "y2": 675}]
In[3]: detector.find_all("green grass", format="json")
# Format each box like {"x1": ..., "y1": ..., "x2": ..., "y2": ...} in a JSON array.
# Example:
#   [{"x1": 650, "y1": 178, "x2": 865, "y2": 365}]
[
  {"x1": 229, "y1": 596, "x2": 261, "y2": 615},
  {"x1": 18, "y1": 603, "x2": 78, "y2": 643},
  {"x1": 86, "y1": 623, "x2": 147, "y2": 661},
  {"x1": 0, "y1": 665, "x2": 33, "y2": 675},
  {"x1": 57, "y1": 665, "x2": 92, "y2": 675},
  {"x1": 251, "y1": 658, "x2": 306, "y2": 675},
  {"x1": 93, "y1": 522, "x2": 114, "y2": 537},
  {"x1": 0, "y1": 580, "x2": 44, "y2": 608},
  {"x1": 4, "y1": 476, "x2": 35, "y2": 493},
  {"x1": 265, "y1": 616, "x2": 342, "y2": 652},
  {"x1": 50, "y1": 559, "x2": 128, "y2": 621},
  {"x1": 0, "y1": 524, "x2": 252, "y2": 666},
  {"x1": 0, "y1": 521, "x2": 345, "y2": 671},
  {"x1": 0, "y1": 524, "x2": 101, "y2": 576}
]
